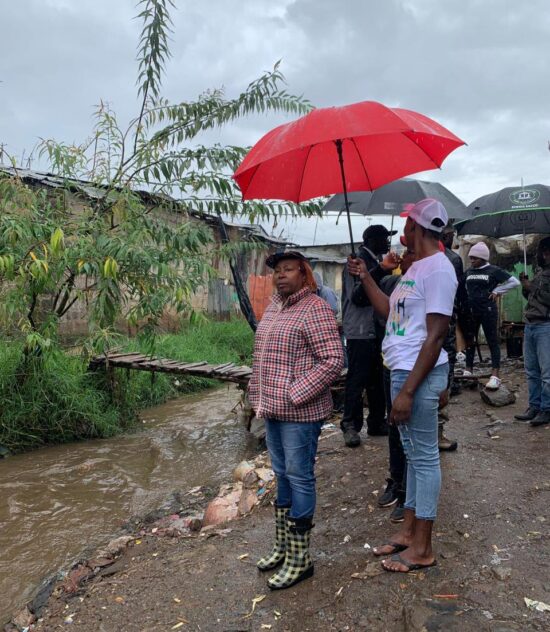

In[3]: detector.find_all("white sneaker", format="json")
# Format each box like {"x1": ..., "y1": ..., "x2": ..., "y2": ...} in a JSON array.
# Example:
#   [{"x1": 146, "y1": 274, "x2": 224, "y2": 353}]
[
  {"x1": 462, "y1": 370, "x2": 473, "y2": 377},
  {"x1": 485, "y1": 376, "x2": 501, "y2": 390}
]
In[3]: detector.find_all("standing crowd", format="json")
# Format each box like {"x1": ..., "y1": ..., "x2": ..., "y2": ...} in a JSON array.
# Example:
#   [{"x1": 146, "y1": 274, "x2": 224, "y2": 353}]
[{"x1": 248, "y1": 198, "x2": 549, "y2": 590}]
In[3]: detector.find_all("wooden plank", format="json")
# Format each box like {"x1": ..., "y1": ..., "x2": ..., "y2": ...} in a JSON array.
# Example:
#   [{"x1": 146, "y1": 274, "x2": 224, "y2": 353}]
[
  {"x1": 104, "y1": 352, "x2": 145, "y2": 361},
  {"x1": 187, "y1": 364, "x2": 216, "y2": 374},
  {"x1": 215, "y1": 364, "x2": 237, "y2": 375},
  {"x1": 146, "y1": 360, "x2": 178, "y2": 369},
  {"x1": 173, "y1": 361, "x2": 209, "y2": 369},
  {"x1": 226, "y1": 369, "x2": 252, "y2": 378},
  {"x1": 212, "y1": 362, "x2": 235, "y2": 372}
]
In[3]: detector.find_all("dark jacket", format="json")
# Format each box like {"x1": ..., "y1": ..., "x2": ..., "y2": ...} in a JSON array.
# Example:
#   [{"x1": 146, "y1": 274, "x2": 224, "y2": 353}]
[
  {"x1": 523, "y1": 268, "x2": 550, "y2": 323},
  {"x1": 341, "y1": 245, "x2": 386, "y2": 340},
  {"x1": 445, "y1": 247, "x2": 466, "y2": 311}
]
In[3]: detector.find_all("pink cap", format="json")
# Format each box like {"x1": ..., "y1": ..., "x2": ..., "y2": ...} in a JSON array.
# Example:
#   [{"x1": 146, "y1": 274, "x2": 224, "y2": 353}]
[{"x1": 400, "y1": 198, "x2": 448, "y2": 233}]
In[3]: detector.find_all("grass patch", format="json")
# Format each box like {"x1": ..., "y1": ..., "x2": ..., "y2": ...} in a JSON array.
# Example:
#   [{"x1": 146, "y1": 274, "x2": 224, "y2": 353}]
[{"x1": 0, "y1": 319, "x2": 254, "y2": 453}]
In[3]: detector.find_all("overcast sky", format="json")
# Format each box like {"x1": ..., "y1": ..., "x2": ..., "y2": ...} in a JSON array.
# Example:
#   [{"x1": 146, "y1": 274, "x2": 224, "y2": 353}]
[{"x1": 1, "y1": 0, "x2": 549, "y2": 245}]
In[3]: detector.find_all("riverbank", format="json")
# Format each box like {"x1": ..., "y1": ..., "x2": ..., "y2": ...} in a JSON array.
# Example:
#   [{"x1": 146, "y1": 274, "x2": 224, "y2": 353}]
[
  {"x1": 0, "y1": 319, "x2": 253, "y2": 453},
  {"x1": 17, "y1": 370, "x2": 549, "y2": 632}
]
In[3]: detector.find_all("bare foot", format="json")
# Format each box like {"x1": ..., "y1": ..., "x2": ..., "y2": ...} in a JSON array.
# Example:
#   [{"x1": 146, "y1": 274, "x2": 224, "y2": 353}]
[
  {"x1": 381, "y1": 549, "x2": 436, "y2": 572},
  {"x1": 372, "y1": 533, "x2": 413, "y2": 557}
]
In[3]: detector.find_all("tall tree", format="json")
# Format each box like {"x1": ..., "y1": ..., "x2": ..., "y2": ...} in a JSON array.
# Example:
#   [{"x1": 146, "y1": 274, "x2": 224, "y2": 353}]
[{"x1": 0, "y1": 0, "x2": 318, "y2": 354}]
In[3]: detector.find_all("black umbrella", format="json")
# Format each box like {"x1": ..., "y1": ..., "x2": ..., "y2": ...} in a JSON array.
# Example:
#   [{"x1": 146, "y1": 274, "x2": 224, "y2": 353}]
[
  {"x1": 456, "y1": 184, "x2": 550, "y2": 270},
  {"x1": 322, "y1": 178, "x2": 470, "y2": 220}
]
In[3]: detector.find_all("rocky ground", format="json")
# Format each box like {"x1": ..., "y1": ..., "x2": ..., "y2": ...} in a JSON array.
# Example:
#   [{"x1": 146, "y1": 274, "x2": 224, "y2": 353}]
[{"x1": 8, "y1": 364, "x2": 550, "y2": 632}]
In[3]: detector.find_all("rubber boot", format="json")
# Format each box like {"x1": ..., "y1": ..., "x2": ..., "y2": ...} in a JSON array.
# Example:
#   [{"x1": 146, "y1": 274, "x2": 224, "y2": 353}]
[
  {"x1": 257, "y1": 504, "x2": 289, "y2": 571},
  {"x1": 268, "y1": 516, "x2": 314, "y2": 590}
]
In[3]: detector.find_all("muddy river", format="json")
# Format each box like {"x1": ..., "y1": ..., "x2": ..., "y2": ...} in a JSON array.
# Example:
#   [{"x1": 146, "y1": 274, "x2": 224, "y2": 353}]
[{"x1": 0, "y1": 385, "x2": 255, "y2": 623}]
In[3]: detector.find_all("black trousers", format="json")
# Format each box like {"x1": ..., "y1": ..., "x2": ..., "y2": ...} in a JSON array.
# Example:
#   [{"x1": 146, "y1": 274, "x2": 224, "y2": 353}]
[
  {"x1": 465, "y1": 306, "x2": 500, "y2": 370},
  {"x1": 383, "y1": 367, "x2": 406, "y2": 491},
  {"x1": 443, "y1": 313, "x2": 457, "y2": 390},
  {"x1": 341, "y1": 338, "x2": 386, "y2": 433}
]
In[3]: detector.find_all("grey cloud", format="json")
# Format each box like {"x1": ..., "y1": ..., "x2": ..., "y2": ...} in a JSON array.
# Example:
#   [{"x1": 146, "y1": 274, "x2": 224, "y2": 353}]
[{"x1": 1, "y1": 0, "x2": 549, "y2": 227}]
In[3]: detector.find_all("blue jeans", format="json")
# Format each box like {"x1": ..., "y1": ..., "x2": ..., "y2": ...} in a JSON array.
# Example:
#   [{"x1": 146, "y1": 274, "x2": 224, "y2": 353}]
[
  {"x1": 391, "y1": 364, "x2": 448, "y2": 521},
  {"x1": 265, "y1": 418, "x2": 323, "y2": 519},
  {"x1": 524, "y1": 322, "x2": 550, "y2": 412}
]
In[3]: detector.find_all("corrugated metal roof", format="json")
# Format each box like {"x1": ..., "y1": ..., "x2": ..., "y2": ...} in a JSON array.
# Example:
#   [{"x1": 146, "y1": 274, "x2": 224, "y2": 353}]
[{"x1": 0, "y1": 166, "x2": 289, "y2": 246}]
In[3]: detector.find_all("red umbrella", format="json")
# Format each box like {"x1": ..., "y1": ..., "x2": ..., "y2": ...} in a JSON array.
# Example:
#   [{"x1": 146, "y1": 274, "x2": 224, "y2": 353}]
[{"x1": 233, "y1": 100, "x2": 465, "y2": 255}]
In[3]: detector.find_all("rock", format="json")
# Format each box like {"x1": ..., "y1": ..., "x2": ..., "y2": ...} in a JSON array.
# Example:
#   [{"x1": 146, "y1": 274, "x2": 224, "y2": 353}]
[
  {"x1": 480, "y1": 385, "x2": 516, "y2": 407},
  {"x1": 88, "y1": 557, "x2": 116, "y2": 569},
  {"x1": 238, "y1": 488, "x2": 259, "y2": 515},
  {"x1": 182, "y1": 515, "x2": 203, "y2": 532},
  {"x1": 242, "y1": 469, "x2": 259, "y2": 488},
  {"x1": 202, "y1": 488, "x2": 241, "y2": 527},
  {"x1": 492, "y1": 566, "x2": 512, "y2": 580},
  {"x1": 12, "y1": 606, "x2": 36, "y2": 629},
  {"x1": 0, "y1": 445, "x2": 10, "y2": 458},
  {"x1": 95, "y1": 535, "x2": 134, "y2": 558},
  {"x1": 233, "y1": 460, "x2": 255, "y2": 482}
]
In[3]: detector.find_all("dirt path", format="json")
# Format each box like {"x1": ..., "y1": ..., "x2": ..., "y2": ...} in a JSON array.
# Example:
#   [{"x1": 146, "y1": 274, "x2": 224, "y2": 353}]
[{"x1": 25, "y1": 374, "x2": 550, "y2": 631}]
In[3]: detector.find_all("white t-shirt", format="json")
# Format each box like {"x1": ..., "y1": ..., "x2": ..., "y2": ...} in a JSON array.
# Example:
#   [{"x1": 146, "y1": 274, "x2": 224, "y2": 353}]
[{"x1": 382, "y1": 252, "x2": 457, "y2": 371}]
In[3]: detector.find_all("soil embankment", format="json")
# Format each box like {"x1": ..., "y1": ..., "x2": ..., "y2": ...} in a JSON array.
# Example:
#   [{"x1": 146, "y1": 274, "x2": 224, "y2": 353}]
[{"x1": 14, "y1": 371, "x2": 550, "y2": 631}]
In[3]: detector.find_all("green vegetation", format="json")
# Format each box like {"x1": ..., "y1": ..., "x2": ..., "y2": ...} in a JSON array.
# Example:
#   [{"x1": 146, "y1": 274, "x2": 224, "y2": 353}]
[
  {"x1": 0, "y1": 319, "x2": 254, "y2": 453},
  {"x1": 0, "y1": 0, "x2": 314, "y2": 359}
]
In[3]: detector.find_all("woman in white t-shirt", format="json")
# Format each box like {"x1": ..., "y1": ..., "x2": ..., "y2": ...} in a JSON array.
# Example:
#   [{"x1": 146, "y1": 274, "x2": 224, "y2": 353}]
[{"x1": 348, "y1": 198, "x2": 457, "y2": 573}]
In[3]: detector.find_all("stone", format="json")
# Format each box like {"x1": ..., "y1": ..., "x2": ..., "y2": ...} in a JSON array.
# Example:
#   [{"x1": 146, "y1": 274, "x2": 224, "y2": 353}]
[
  {"x1": 182, "y1": 515, "x2": 203, "y2": 532},
  {"x1": 480, "y1": 385, "x2": 516, "y2": 407},
  {"x1": 95, "y1": 535, "x2": 134, "y2": 559},
  {"x1": 12, "y1": 606, "x2": 36, "y2": 629},
  {"x1": 242, "y1": 469, "x2": 259, "y2": 488},
  {"x1": 202, "y1": 488, "x2": 242, "y2": 527},
  {"x1": 238, "y1": 488, "x2": 259, "y2": 515},
  {"x1": 491, "y1": 566, "x2": 512, "y2": 581},
  {"x1": 233, "y1": 460, "x2": 255, "y2": 482}
]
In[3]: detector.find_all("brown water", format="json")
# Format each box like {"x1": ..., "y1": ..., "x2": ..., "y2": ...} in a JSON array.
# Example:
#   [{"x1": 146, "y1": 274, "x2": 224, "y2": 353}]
[{"x1": 0, "y1": 385, "x2": 255, "y2": 623}]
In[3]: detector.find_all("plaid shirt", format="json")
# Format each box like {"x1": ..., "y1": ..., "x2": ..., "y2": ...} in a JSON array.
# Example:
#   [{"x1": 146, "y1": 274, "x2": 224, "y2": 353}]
[{"x1": 248, "y1": 287, "x2": 344, "y2": 423}]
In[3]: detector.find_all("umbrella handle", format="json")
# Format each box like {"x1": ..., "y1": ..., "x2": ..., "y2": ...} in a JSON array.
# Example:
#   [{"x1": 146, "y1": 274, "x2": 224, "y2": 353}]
[{"x1": 335, "y1": 140, "x2": 356, "y2": 258}]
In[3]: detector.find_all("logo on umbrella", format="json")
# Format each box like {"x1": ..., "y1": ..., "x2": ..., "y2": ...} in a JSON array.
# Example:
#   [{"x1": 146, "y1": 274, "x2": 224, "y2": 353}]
[{"x1": 509, "y1": 189, "x2": 540, "y2": 206}]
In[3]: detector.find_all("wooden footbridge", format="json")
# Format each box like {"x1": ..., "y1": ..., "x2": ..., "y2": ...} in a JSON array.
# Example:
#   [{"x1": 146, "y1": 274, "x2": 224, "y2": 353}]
[{"x1": 89, "y1": 352, "x2": 255, "y2": 384}]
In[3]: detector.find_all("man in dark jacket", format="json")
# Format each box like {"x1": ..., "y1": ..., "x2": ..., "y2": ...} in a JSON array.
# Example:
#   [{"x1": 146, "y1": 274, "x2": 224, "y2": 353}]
[
  {"x1": 515, "y1": 236, "x2": 550, "y2": 426},
  {"x1": 438, "y1": 223, "x2": 463, "y2": 451},
  {"x1": 340, "y1": 224, "x2": 396, "y2": 447}
]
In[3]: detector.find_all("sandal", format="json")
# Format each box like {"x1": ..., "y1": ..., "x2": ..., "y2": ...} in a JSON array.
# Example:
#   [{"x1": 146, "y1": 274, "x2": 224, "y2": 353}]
[
  {"x1": 372, "y1": 541, "x2": 408, "y2": 557},
  {"x1": 382, "y1": 553, "x2": 437, "y2": 573}
]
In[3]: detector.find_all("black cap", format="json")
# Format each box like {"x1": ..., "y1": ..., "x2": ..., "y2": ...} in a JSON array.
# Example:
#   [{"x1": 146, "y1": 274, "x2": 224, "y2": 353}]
[
  {"x1": 265, "y1": 250, "x2": 307, "y2": 269},
  {"x1": 363, "y1": 224, "x2": 398, "y2": 242}
]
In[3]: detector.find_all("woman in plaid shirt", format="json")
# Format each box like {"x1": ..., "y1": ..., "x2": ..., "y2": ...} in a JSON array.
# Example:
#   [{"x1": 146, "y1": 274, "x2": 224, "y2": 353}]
[{"x1": 249, "y1": 251, "x2": 344, "y2": 590}]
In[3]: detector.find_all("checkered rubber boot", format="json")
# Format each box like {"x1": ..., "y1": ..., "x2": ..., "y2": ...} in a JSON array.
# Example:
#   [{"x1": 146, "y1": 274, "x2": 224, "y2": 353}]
[
  {"x1": 257, "y1": 505, "x2": 290, "y2": 571},
  {"x1": 267, "y1": 517, "x2": 314, "y2": 590}
]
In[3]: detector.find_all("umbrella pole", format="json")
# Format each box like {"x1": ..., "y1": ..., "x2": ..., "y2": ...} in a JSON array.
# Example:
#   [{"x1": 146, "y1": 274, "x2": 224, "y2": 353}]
[
  {"x1": 523, "y1": 224, "x2": 527, "y2": 274},
  {"x1": 335, "y1": 139, "x2": 356, "y2": 257}
]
